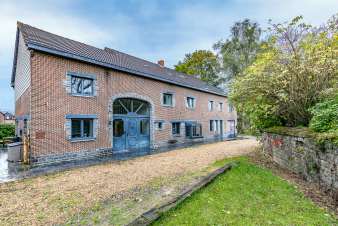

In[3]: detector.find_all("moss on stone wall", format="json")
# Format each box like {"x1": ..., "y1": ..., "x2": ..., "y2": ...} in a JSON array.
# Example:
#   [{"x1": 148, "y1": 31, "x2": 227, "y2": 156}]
[{"x1": 264, "y1": 126, "x2": 338, "y2": 146}]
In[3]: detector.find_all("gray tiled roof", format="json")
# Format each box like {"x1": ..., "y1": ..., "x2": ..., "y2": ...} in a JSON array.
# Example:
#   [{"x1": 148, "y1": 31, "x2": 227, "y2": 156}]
[{"x1": 12, "y1": 22, "x2": 226, "y2": 96}]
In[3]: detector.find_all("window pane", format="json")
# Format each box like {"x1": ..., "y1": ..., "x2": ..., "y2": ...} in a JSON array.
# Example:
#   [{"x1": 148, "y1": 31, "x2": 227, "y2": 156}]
[
  {"x1": 71, "y1": 119, "x2": 82, "y2": 138},
  {"x1": 83, "y1": 119, "x2": 93, "y2": 137},
  {"x1": 137, "y1": 104, "x2": 149, "y2": 115},
  {"x1": 140, "y1": 119, "x2": 149, "y2": 135},
  {"x1": 83, "y1": 79, "x2": 93, "y2": 95},
  {"x1": 120, "y1": 99, "x2": 132, "y2": 112},
  {"x1": 113, "y1": 119, "x2": 124, "y2": 137},
  {"x1": 113, "y1": 101, "x2": 128, "y2": 114},
  {"x1": 71, "y1": 77, "x2": 82, "y2": 94}
]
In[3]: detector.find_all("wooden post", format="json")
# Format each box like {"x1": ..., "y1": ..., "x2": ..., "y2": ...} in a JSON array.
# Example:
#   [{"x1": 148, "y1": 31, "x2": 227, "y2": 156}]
[{"x1": 23, "y1": 135, "x2": 30, "y2": 164}]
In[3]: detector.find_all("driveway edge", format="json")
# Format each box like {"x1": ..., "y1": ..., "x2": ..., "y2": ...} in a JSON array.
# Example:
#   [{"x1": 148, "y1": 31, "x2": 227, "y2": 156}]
[{"x1": 127, "y1": 162, "x2": 238, "y2": 226}]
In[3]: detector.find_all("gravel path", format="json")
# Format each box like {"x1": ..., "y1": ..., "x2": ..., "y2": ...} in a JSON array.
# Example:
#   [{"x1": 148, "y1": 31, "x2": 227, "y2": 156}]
[{"x1": 0, "y1": 138, "x2": 258, "y2": 225}]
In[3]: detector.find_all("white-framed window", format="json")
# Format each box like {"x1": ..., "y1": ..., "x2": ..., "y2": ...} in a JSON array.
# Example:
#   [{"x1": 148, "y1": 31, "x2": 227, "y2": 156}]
[
  {"x1": 219, "y1": 102, "x2": 223, "y2": 112},
  {"x1": 228, "y1": 103, "x2": 234, "y2": 112},
  {"x1": 162, "y1": 93, "x2": 174, "y2": 107},
  {"x1": 208, "y1": 101, "x2": 214, "y2": 111},
  {"x1": 186, "y1": 97, "x2": 196, "y2": 109}
]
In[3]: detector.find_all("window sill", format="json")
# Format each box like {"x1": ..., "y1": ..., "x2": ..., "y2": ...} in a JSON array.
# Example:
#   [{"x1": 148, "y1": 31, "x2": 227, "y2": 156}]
[
  {"x1": 187, "y1": 136, "x2": 203, "y2": 139},
  {"x1": 70, "y1": 94, "x2": 96, "y2": 98},
  {"x1": 69, "y1": 137, "x2": 96, "y2": 143},
  {"x1": 161, "y1": 104, "x2": 174, "y2": 108},
  {"x1": 172, "y1": 134, "x2": 181, "y2": 137}
]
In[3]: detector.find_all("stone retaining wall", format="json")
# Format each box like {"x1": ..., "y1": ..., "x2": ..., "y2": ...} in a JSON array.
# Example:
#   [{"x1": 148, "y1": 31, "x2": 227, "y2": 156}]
[{"x1": 261, "y1": 132, "x2": 337, "y2": 202}]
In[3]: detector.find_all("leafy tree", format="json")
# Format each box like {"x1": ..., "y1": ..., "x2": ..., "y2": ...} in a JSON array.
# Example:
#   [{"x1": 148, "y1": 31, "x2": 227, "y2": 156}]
[
  {"x1": 0, "y1": 124, "x2": 15, "y2": 140},
  {"x1": 230, "y1": 15, "x2": 338, "y2": 132},
  {"x1": 175, "y1": 50, "x2": 222, "y2": 86},
  {"x1": 214, "y1": 19, "x2": 262, "y2": 81}
]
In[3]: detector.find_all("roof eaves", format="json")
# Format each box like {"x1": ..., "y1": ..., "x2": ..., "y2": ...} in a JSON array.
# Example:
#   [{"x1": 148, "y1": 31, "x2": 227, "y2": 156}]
[
  {"x1": 11, "y1": 27, "x2": 20, "y2": 88},
  {"x1": 27, "y1": 43, "x2": 227, "y2": 97}
]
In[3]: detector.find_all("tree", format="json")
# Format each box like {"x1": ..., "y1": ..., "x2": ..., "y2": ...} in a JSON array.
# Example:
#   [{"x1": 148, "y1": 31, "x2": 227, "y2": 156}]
[
  {"x1": 175, "y1": 50, "x2": 222, "y2": 86},
  {"x1": 230, "y1": 15, "x2": 338, "y2": 132},
  {"x1": 214, "y1": 19, "x2": 262, "y2": 81}
]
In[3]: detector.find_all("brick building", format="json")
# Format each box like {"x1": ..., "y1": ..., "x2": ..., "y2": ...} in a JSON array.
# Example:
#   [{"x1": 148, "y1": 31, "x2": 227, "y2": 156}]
[
  {"x1": 11, "y1": 22, "x2": 237, "y2": 164},
  {"x1": 0, "y1": 112, "x2": 15, "y2": 125}
]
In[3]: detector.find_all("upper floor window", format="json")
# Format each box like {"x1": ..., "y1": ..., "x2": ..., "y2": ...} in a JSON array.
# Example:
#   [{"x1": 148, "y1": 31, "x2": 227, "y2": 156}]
[
  {"x1": 228, "y1": 103, "x2": 234, "y2": 113},
  {"x1": 71, "y1": 76, "x2": 94, "y2": 96},
  {"x1": 162, "y1": 93, "x2": 173, "y2": 106},
  {"x1": 186, "y1": 97, "x2": 196, "y2": 109},
  {"x1": 208, "y1": 101, "x2": 214, "y2": 111},
  {"x1": 219, "y1": 102, "x2": 223, "y2": 112},
  {"x1": 172, "y1": 122, "x2": 181, "y2": 135}
]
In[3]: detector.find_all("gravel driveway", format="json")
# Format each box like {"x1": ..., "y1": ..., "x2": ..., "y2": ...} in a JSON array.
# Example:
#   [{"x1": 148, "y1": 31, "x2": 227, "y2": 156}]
[{"x1": 0, "y1": 138, "x2": 258, "y2": 225}]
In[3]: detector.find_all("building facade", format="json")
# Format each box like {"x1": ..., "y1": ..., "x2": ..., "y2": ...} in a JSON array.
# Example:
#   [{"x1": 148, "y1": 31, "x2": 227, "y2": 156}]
[
  {"x1": 12, "y1": 22, "x2": 237, "y2": 164},
  {"x1": 0, "y1": 112, "x2": 15, "y2": 125}
]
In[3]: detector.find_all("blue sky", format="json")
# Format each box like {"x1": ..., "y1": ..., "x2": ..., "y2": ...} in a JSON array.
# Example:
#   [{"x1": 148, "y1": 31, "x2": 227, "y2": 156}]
[{"x1": 0, "y1": 0, "x2": 337, "y2": 112}]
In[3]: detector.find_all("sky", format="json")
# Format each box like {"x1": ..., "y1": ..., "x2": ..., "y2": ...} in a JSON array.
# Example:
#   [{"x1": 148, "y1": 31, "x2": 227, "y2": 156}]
[{"x1": 0, "y1": 0, "x2": 337, "y2": 113}]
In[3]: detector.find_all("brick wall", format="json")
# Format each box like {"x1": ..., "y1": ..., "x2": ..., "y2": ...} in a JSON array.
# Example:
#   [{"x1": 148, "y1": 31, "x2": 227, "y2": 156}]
[{"x1": 29, "y1": 52, "x2": 236, "y2": 160}]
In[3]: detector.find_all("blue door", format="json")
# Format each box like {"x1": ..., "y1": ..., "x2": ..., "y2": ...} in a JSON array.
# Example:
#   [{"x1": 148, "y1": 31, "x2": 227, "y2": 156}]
[
  {"x1": 126, "y1": 118, "x2": 138, "y2": 150},
  {"x1": 113, "y1": 98, "x2": 150, "y2": 152}
]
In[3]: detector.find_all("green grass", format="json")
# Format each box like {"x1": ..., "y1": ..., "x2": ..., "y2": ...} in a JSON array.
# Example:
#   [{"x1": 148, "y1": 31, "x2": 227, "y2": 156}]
[{"x1": 153, "y1": 157, "x2": 337, "y2": 226}]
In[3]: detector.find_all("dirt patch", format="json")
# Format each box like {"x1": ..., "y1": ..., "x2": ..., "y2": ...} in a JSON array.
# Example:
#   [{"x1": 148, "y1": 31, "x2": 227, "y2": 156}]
[
  {"x1": 0, "y1": 139, "x2": 258, "y2": 225},
  {"x1": 248, "y1": 150, "x2": 338, "y2": 216}
]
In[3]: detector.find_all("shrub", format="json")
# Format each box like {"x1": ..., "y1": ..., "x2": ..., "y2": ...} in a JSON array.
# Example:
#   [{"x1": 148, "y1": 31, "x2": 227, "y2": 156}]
[
  {"x1": 309, "y1": 94, "x2": 338, "y2": 133},
  {"x1": 0, "y1": 124, "x2": 15, "y2": 140}
]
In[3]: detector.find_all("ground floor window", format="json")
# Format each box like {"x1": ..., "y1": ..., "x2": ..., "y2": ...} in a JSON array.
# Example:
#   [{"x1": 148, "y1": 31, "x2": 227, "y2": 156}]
[
  {"x1": 71, "y1": 118, "x2": 93, "y2": 139},
  {"x1": 185, "y1": 122, "x2": 202, "y2": 138},
  {"x1": 172, "y1": 122, "x2": 180, "y2": 135},
  {"x1": 210, "y1": 120, "x2": 214, "y2": 131}
]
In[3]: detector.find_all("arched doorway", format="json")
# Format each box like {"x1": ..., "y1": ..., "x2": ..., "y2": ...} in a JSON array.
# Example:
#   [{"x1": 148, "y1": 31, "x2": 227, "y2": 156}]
[{"x1": 112, "y1": 98, "x2": 150, "y2": 151}]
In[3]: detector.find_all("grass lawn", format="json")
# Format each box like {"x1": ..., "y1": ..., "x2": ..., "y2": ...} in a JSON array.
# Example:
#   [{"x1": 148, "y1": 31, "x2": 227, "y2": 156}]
[{"x1": 152, "y1": 157, "x2": 337, "y2": 226}]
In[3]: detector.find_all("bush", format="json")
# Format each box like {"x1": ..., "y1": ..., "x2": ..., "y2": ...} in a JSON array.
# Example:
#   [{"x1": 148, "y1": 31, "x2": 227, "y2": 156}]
[
  {"x1": 0, "y1": 124, "x2": 15, "y2": 140},
  {"x1": 309, "y1": 95, "x2": 338, "y2": 133}
]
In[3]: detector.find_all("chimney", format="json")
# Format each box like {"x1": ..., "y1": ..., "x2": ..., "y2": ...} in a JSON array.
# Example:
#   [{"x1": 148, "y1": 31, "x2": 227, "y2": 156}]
[{"x1": 157, "y1": 59, "x2": 165, "y2": 67}]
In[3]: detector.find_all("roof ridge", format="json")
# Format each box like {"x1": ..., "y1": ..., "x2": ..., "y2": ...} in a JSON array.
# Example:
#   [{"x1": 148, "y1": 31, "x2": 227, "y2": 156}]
[
  {"x1": 17, "y1": 21, "x2": 104, "y2": 52},
  {"x1": 13, "y1": 22, "x2": 227, "y2": 96}
]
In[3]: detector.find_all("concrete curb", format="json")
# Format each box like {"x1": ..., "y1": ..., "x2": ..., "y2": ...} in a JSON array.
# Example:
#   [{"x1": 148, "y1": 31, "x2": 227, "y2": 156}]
[{"x1": 127, "y1": 162, "x2": 238, "y2": 226}]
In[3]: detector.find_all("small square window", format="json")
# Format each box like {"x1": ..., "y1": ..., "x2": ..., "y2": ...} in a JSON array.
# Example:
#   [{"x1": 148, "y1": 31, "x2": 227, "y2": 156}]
[
  {"x1": 156, "y1": 121, "x2": 163, "y2": 130},
  {"x1": 162, "y1": 93, "x2": 173, "y2": 106},
  {"x1": 186, "y1": 97, "x2": 196, "y2": 109}
]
